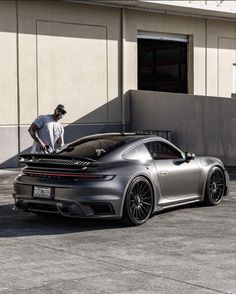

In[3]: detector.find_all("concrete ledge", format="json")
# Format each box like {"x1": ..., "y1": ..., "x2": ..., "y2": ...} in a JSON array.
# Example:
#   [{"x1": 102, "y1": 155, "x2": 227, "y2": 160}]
[{"x1": 131, "y1": 90, "x2": 236, "y2": 166}]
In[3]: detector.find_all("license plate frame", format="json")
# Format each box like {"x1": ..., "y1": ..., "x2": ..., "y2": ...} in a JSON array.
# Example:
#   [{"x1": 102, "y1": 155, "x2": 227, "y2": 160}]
[{"x1": 33, "y1": 186, "x2": 52, "y2": 199}]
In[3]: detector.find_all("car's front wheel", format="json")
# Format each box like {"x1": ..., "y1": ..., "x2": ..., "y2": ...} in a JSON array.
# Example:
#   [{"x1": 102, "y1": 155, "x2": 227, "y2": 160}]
[
  {"x1": 122, "y1": 176, "x2": 154, "y2": 226},
  {"x1": 204, "y1": 167, "x2": 225, "y2": 205}
]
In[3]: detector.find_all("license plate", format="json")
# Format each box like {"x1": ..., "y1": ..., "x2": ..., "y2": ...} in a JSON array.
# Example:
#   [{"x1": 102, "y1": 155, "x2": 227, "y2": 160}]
[{"x1": 33, "y1": 186, "x2": 51, "y2": 199}]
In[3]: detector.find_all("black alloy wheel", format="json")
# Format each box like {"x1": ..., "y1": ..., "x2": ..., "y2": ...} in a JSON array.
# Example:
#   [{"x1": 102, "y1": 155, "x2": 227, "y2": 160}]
[
  {"x1": 204, "y1": 167, "x2": 225, "y2": 205},
  {"x1": 123, "y1": 176, "x2": 154, "y2": 226}
]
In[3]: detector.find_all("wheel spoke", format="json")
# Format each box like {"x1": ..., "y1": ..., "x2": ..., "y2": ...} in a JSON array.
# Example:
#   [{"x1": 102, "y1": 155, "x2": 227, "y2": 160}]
[
  {"x1": 133, "y1": 185, "x2": 138, "y2": 196},
  {"x1": 138, "y1": 182, "x2": 145, "y2": 195},
  {"x1": 135, "y1": 207, "x2": 139, "y2": 219},
  {"x1": 142, "y1": 195, "x2": 151, "y2": 200},
  {"x1": 141, "y1": 205, "x2": 149, "y2": 212},
  {"x1": 142, "y1": 190, "x2": 151, "y2": 197},
  {"x1": 130, "y1": 202, "x2": 135, "y2": 211},
  {"x1": 139, "y1": 206, "x2": 146, "y2": 218},
  {"x1": 138, "y1": 207, "x2": 143, "y2": 219},
  {"x1": 142, "y1": 201, "x2": 151, "y2": 206}
]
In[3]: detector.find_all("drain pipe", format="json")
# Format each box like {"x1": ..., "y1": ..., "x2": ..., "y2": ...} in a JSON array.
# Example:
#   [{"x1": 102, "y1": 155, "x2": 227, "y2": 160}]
[
  {"x1": 120, "y1": 8, "x2": 126, "y2": 133},
  {"x1": 16, "y1": 0, "x2": 20, "y2": 166}
]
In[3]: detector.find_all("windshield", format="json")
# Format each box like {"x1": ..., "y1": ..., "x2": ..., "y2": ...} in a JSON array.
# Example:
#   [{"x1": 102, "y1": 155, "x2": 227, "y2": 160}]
[{"x1": 59, "y1": 138, "x2": 127, "y2": 160}]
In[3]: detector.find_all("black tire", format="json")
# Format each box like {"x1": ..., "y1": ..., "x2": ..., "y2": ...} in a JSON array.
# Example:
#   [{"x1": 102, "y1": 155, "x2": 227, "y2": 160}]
[
  {"x1": 204, "y1": 167, "x2": 225, "y2": 205},
  {"x1": 122, "y1": 176, "x2": 154, "y2": 226}
]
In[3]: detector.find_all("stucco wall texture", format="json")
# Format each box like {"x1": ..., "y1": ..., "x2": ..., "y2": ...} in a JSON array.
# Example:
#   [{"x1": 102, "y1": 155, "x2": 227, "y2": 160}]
[
  {"x1": 130, "y1": 90, "x2": 236, "y2": 166},
  {"x1": 0, "y1": 0, "x2": 235, "y2": 167}
]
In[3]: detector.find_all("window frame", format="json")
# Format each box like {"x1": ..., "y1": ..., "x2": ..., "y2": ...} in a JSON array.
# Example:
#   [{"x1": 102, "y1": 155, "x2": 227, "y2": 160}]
[
  {"x1": 122, "y1": 143, "x2": 153, "y2": 162},
  {"x1": 145, "y1": 141, "x2": 184, "y2": 160}
]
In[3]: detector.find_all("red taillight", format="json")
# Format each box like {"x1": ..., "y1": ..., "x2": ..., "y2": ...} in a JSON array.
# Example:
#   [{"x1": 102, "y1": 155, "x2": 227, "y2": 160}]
[{"x1": 22, "y1": 171, "x2": 115, "y2": 181}]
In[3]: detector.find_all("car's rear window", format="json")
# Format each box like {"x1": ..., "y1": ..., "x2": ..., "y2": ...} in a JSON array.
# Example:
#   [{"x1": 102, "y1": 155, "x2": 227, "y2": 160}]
[{"x1": 59, "y1": 136, "x2": 133, "y2": 160}]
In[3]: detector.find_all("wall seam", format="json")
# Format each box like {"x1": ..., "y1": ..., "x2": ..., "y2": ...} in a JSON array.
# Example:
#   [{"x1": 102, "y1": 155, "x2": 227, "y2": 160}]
[
  {"x1": 205, "y1": 18, "x2": 207, "y2": 96},
  {"x1": 36, "y1": 20, "x2": 39, "y2": 116},
  {"x1": 36, "y1": 19, "x2": 107, "y2": 29},
  {"x1": 106, "y1": 26, "x2": 109, "y2": 122},
  {"x1": 217, "y1": 36, "x2": 220, "y2": 96},
  {"x1": 121, "y1": 8, "x2": 126, "y2": 133},
  {"x1": 16, "y1": 0, "x2": 20, "y2": 158}
]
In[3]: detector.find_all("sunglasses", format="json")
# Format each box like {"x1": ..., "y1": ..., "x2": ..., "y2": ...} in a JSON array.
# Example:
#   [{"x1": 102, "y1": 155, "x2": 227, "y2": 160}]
[{"x1": 56, "y1": 109, "x2": 66, "y2": 115}]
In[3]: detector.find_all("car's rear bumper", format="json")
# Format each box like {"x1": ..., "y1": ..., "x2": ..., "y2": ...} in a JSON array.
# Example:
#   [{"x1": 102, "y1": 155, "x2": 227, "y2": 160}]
[
  {"x1": 13, "y1": 195, "x2": 121, "y2": 219},
  {"x1": 13, "y1": 175, "x2": 126, "y2": 219}
]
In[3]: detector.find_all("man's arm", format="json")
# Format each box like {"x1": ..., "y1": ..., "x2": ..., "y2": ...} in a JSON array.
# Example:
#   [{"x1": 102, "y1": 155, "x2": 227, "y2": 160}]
[
  {"x1": 56, "y1": 127, "x2": 65, "y2": 150},
  {"x1": 28, "y1": 123, "x2": 46, "y2": 151},
  {"x1": 56, "y1": 137, "x2": 65, "y2": 150}
]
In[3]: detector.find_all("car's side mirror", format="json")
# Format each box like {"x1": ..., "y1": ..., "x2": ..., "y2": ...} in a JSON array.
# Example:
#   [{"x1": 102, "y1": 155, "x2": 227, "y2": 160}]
[{"x1": 185, "y1": 151, "x2": 195, "y2": 162}]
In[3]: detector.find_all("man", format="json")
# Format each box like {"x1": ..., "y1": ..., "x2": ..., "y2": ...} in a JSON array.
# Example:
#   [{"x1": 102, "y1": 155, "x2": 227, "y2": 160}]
[{"x1": 28, "y1": 104, "x2": 66, "y2": 154}]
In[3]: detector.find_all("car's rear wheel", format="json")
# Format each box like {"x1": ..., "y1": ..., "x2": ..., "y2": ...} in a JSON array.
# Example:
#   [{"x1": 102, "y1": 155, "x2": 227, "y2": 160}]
[
  {"x1": 123, "y1": 176, "x2": 154, "y2": 226},
  {"x1": 204, "y1": 167, "x2": 225, "y2": 205}
]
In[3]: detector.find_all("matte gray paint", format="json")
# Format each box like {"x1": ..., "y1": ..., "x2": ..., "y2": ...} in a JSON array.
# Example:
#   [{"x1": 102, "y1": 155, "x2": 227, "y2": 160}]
[
  {"x1": 130, "y1": 90, "x2": 236, "y2": 166},
  {"x1": 13, "y1": 134, "x2": 229, "y2": 222}
]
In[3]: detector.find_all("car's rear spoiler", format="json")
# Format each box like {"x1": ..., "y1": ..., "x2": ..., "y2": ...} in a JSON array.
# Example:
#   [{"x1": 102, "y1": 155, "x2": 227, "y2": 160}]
[{"x1": 19, "y1": 154, "x2": 101, "y2": 167}]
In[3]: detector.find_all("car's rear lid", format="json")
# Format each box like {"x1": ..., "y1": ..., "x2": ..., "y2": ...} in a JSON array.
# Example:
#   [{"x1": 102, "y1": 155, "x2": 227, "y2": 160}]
[
  {"x1": 20, "y1": 153, "x2": 100, "y2": 166},
  {"x1": 20, "y1": 153, "x2": 101, "y2": 172}
]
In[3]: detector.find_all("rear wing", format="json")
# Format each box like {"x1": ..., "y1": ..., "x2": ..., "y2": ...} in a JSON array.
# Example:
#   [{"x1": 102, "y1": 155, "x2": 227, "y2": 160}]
[{"x1": 19, "y1": 154, "x2": 101, "y2": 168}]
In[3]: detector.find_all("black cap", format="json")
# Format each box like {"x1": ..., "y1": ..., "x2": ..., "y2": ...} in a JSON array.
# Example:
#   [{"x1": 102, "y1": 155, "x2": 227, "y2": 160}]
[{"x1": 56, "y1": 104, "x2": 67, "y2": 114}]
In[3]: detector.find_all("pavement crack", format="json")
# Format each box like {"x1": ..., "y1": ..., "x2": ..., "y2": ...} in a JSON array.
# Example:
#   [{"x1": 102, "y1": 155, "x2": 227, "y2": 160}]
[{"x1": 15, "y1": 238, "x2": 231, "y2": 294}]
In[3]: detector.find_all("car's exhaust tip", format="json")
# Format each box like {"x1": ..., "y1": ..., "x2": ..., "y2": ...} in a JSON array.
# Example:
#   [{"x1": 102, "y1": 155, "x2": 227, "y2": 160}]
[
  {"x1": 15, "y1": 200, "x2": 27, "y2": 211},
  {"x1": 58, "y1": 205, "x2": 72, "y2": 215}
]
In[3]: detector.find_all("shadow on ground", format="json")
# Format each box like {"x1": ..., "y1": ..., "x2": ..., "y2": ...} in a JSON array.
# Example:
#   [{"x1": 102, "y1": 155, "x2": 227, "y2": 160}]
[
  {"x1": 0, "y1": 203, "x2": 126, "y2": 238},
  {"x1": 0, "y1": 201, "x2": 208, "y2": 239}
]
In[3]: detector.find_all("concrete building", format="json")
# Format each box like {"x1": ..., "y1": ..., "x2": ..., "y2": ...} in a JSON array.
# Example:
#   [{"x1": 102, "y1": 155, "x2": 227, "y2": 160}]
[{"x1": 0, "y1": 0, "x2": 236, "y2": 167}]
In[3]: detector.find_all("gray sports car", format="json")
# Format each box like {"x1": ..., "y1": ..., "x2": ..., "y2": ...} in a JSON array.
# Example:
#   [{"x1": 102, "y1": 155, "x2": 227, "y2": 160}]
[{"x1": 13, "y1": 133, "x2": 229, "y2": 226}]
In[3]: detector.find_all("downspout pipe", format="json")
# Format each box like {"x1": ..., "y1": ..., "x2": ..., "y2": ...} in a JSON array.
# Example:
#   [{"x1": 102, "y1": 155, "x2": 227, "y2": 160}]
[
  {"x1": 120, "y1": 8, "x2": 126, "y2": 133},
  {"x1": 16, "y1": 0, "x2": 20, "y2": 166}
]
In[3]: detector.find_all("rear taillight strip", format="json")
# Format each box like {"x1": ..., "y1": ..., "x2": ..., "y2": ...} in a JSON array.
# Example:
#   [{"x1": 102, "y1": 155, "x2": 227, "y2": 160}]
[{"x1": 23, "y1": 171, "x2": 114, "y2": 181}]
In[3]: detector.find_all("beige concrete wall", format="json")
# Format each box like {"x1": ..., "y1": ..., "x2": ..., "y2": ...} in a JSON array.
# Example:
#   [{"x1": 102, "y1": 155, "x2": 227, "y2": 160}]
[
  {"x1": 206, "y1": 19, "x2": 236, "y2": 98},
  {"x1": 37, "y1": 21, "x2": 108, "y2": 123},
  {"x1": 17, "y1": 0, "x2": 121, "y2": 125},
  {"x1": 0, "y1": 0, "x2": 17, "y2": 125},
  {"x1": 218, "y1": 38, "x2": 236, "y2": 98},
  {"x1": 0, "y1": 1, "x2": 18, "y2": 167}
]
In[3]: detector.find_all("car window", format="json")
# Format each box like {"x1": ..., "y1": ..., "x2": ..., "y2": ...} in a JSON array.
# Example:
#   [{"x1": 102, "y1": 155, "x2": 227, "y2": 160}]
[
  {"x1": 59, "y1": 139, "x2": 124, "y2": 160},
  {"x1": 123, "y1": 144, "x2": 152, "y2": 161},
  {"x1": 145, "y1": 141, "x2": 182, "y2": 160}
]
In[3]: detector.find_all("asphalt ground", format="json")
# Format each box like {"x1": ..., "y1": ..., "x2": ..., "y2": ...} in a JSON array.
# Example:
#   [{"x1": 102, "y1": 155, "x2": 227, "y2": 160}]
[{"x1": 0, "y1": 169, "x2": 235, "y2": 294}]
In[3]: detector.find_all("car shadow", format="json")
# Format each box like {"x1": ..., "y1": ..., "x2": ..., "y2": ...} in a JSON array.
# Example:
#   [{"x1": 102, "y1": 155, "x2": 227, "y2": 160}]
[
  {"x1": 0, "y1": 203, "x2": 126, "y2": 238},
  {"x1": 1, "y1": 195, "x2": 233, "y2": 238}
]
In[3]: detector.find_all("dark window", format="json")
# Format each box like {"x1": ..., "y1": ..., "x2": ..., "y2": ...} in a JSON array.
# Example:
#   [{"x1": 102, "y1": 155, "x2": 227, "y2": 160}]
[
  {"x1": 138, "y1": 39, "x2": 187, "y2": 93},
  {"x1": 59, "y1": 138, "x2": 127, "y2": 160},
  {"x1": 145, "y1": 141, "x2": 182, "y2": 160}
]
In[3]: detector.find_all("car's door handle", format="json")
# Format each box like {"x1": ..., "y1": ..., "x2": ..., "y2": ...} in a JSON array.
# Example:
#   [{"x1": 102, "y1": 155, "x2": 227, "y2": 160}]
[{"x1": 160, "y1": 170, "x2": 168, "y2": 176}]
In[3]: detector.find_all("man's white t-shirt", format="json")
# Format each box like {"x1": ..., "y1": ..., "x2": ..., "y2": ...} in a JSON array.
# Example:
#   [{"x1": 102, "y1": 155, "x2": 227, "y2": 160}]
[{"x1": 31, "y1": 114, "x2": 64, "y2": 153}]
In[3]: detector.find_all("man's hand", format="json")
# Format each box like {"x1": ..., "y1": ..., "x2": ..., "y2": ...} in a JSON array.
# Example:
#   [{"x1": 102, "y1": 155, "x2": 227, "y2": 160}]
[{"x1": 38, "y1": 141, "x2": 46, "y2": 152}]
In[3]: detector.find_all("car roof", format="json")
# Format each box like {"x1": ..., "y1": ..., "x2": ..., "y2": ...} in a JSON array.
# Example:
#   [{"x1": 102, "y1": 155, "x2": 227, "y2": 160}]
[{"x1": 69, "y1": 132, "x2": 160, "y2": 146}]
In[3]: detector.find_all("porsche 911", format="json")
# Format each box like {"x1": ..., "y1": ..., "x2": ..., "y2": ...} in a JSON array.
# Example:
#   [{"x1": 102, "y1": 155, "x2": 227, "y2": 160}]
[{"x1": 13, "y1": 133, "x2": 229, "y2": 225}]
